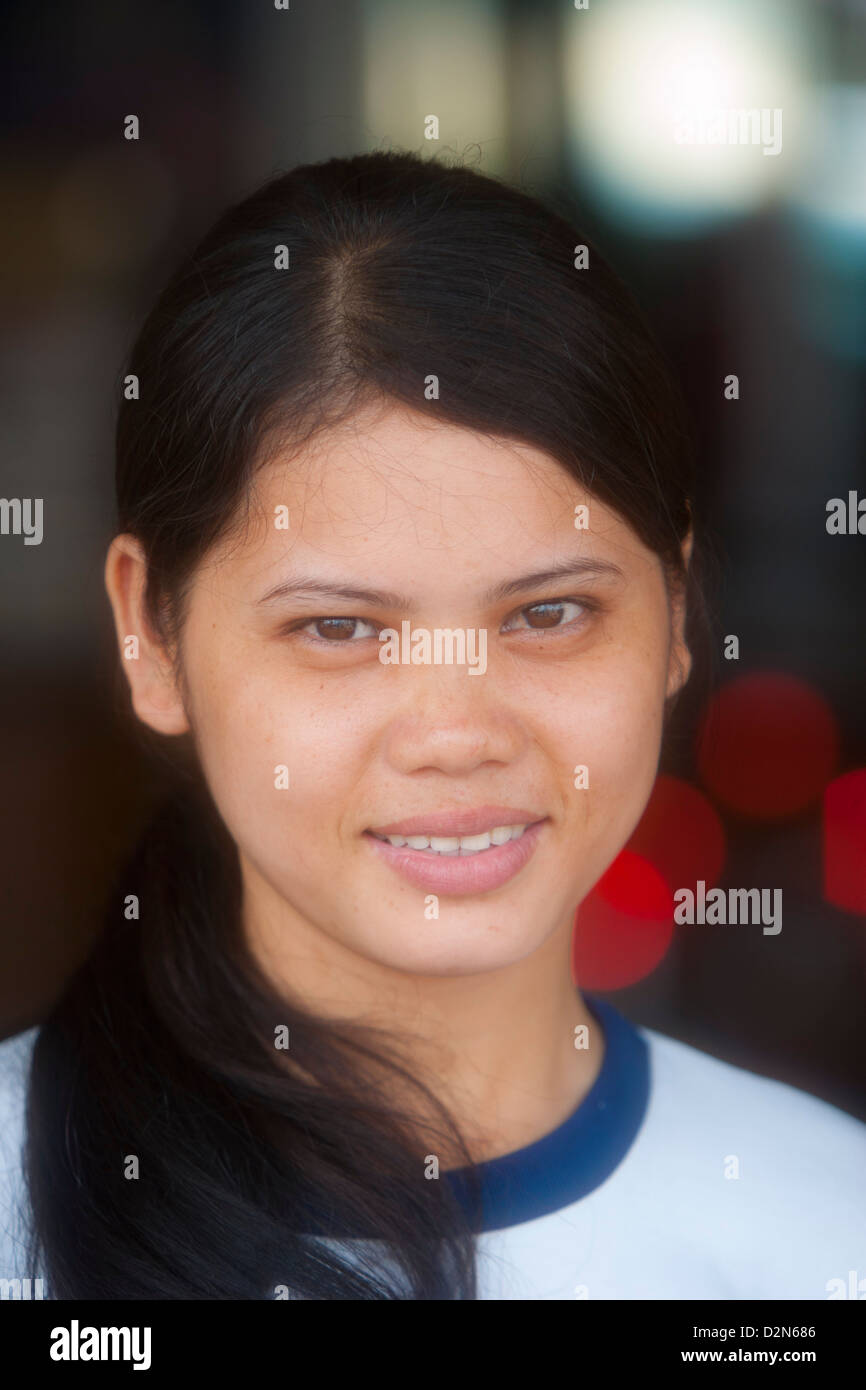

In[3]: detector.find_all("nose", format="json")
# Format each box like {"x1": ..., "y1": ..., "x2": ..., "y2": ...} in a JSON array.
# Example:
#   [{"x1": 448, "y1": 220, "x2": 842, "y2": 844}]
[{"x1": 379, "y1": 660, "x2": 527, "y2": 776}]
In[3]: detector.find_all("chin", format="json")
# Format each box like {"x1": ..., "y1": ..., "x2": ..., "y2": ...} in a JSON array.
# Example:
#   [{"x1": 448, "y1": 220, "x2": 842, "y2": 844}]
[{"x1": 357, "y1": 923, "x2": 542, "y2": 978}]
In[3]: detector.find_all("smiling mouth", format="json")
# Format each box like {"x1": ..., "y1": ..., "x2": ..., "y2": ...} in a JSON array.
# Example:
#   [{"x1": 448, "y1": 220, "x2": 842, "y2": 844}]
[{"x1": 367, "y1": 823, "x2": 536, "y2": 856}]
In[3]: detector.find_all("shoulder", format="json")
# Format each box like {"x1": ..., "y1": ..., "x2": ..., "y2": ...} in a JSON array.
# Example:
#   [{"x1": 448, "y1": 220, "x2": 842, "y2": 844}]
[
  {"x1": 636, "y1": 1023, "x2": 866, "y2": 1296},
  {"x1": 0, "y1": 1024, "x2": 39, "y2": 1164},
  {"x1": 0, "y1": 1025, "x2": 41, "y2": 1287},
  {"x1": 642, "y1": 1022, "x2": 866, "y2": 1170}
]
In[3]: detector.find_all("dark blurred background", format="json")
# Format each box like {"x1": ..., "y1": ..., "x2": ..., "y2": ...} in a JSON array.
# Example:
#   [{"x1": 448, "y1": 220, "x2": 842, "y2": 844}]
[{"x1": 1, "y1": 0, "x2": 864, "y2": 1116}]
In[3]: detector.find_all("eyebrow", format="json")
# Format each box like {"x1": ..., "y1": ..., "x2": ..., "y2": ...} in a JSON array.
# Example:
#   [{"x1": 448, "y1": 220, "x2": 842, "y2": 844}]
[{"x1": 256, "y1": 558, "x2": 626, "y2": 609}]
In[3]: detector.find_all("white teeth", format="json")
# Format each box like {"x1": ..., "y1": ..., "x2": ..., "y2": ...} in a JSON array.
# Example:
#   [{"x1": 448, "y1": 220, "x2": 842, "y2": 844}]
[{"x1": 376, "y1": 823, "x2": 530, "y2": 855}]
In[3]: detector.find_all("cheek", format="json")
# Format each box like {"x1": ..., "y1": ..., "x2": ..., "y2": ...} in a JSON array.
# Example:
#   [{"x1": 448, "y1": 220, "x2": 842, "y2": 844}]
[
  {"x1": 580, "y1": 668, "x2": 667, "y2": 845},
  {"x1": 184, "y1": 642, "x2": 361, "y2": 851}
]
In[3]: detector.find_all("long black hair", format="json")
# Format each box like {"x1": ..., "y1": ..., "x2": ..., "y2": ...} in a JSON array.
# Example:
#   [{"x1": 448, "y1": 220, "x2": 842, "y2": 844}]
[{"x1": 24, "y1": 149, "x2": 715, "y2": 1298}]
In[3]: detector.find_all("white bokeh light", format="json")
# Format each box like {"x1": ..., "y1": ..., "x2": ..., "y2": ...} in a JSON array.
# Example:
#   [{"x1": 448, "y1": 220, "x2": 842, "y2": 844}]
[{"x1": 562, "y1": 0, "x2": 817, "y2": 232}]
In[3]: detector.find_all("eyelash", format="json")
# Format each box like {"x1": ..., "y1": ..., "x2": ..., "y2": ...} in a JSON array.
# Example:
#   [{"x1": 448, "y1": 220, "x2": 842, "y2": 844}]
[{"x1": 281, "y1": 597, "x2": 603, "y2": 646}]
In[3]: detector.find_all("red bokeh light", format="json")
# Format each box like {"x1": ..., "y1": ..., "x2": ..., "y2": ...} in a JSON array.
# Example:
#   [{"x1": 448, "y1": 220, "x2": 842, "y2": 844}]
[
  {"x1": 697, "y1": 672, "x2": 839, "y2": 818},
  {"x1": 572, "y1": 850, "x2": 674, "y2": 990},
  {"x1": 625, "y1": 774, "x2": 726, "y2": 890},
  {"x1": 823, "y1": 769, "x2": 866, "y2": 914}
]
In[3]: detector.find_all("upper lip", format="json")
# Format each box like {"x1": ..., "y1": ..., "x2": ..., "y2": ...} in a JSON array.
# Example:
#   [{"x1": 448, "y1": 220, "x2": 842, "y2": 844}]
[{"x1": 367, "y1": 806, "x2": 546, "y2": 838}]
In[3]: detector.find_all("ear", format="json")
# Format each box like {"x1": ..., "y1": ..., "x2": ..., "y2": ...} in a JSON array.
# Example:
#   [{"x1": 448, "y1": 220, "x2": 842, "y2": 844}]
[
  {"x1": 665, "y1": 527, "x2": 694, "y2": 700},
  {"x1": 104, "y1": 534, "x2": 190, "y2": 735}
]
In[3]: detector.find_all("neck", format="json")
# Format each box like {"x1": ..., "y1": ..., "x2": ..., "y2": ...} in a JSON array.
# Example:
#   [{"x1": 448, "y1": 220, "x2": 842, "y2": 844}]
[{"x1": 242, "y1": 864, "x2": 604, "y2": 1168}]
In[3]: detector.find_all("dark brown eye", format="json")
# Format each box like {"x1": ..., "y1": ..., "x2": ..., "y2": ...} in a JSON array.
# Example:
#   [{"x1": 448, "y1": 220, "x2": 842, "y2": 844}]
[
  {"x1": 504, "y1": 600, "x2": 587, "y2": 632},
  {"x1": 313, "y1": 618, "x2": 365, "y2": 641},
  {"x1": 526, "y1": 603, "x2": 566, "y2": 628},
  {"x1": 298, "y1": 617, "x2": 379, "y2": 643}
]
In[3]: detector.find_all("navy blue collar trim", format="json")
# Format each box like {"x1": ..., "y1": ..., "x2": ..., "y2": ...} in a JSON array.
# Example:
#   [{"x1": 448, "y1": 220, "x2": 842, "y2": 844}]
[
  {"x1": 297, "y1": 993, "x2": 649, "y2": 1240},
  {"x1": 443, "y1": 993, "x2": 650, "y2": 1233}
]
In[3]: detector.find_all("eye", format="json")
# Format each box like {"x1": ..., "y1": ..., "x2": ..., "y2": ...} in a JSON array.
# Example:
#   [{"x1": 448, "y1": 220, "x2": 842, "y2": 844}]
[
  {"x1": 502, "y1": 598, "x2": 595, "y2": 633},
  {"x1": 295, "y1": 616, "x2": 380, "y2": 643}
]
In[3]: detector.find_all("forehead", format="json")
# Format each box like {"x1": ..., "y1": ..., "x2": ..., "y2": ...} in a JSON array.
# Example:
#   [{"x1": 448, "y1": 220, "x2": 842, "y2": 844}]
[{"x1": 205, "y1": 402, "x2": 655, "y2": 593}]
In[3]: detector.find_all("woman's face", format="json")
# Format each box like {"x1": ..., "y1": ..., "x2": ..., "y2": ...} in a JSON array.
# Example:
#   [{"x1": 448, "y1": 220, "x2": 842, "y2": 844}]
[{"x1": 109, "y1": 402, "x2": 691, "y2": 981}]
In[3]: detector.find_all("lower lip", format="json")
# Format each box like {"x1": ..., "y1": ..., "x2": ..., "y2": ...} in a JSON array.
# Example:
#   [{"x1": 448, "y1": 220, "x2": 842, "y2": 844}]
[{"x1": 363, "y1": 820, "x2": 547, "y2": 895}]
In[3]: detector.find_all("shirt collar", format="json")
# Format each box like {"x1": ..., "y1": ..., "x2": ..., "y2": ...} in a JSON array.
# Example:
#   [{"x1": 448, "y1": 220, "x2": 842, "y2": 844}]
[{"x1": 444, "y1": 993, "x2": 650, "y2": 1232}]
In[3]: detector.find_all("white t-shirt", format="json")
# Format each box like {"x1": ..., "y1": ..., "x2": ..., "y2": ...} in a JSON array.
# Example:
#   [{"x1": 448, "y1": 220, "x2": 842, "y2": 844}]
[{"x1": 2, "y1": 996, "x2": 864, "y2": 1300}]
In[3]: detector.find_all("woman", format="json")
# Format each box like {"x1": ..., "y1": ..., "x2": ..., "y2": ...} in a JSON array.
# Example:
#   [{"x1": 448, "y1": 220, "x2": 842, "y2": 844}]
[{"x1": 1, "y1": 150, "x2": 863, "y2": 1300}]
